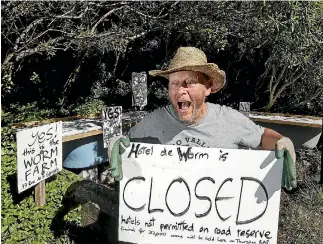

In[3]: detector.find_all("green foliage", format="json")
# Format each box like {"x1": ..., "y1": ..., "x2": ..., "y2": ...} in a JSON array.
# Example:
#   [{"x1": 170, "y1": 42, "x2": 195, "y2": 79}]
[
  {"x1": 1, "y1": 1, "x2": 322, "y2": 116},
  {"x1": 1, "y1": 103, "x2": 57, "y2": 126},
  {"x1": 30, "y1": 72, "x2": 41, "y2": 85},
  {"x1": 1, "y1": 126, "x2": 82, "y2": 243},
  {"x1": 72, "y1": 98, "x2": 104, "y2": 116}
]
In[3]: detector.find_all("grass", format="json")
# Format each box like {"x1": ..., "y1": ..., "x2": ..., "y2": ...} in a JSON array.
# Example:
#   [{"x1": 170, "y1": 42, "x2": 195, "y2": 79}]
[{"x1": 278, "y1": 148, "x2": 323, "y2": 244}]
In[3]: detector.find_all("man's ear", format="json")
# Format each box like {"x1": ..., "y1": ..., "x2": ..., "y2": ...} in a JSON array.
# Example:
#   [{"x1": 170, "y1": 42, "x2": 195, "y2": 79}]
[
  {"x1": 205, "y1": 86, "x2": 211, "y2": 96},
  {"x1": 211, "y1": 81, "x2": 223, "y2": 94}
]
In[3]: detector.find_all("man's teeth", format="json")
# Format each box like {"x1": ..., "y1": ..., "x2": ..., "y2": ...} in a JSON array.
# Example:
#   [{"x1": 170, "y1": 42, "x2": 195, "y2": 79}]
[
  {"x1": 182, "y1": 102, "x2": 190, "y2": 109},
  {"x1": 178, "y1": 102, "x2": 190, "y2": 109}
]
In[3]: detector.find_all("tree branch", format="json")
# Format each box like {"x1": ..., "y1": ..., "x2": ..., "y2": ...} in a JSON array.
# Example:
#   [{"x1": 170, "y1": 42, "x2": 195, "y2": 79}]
[
  {"x1": 272, "y1": 69, "x2": 304, "y2": 102},
  {"x1": 268, "y1": 65, "x2": 276, "y2": 93},
  {"x1": 125, "y1": 31, "x2": 148, "y2": 41},
  {"x1": 272, "y1": 63, "x2": 288, "y2": 93},
  {"x1": 15, "y1": 48, "x2": 44, "y2": 61},
  {"x1": 13, "y1": 18, "x2": 44, "y2": 51},
  {"x1": 47, "y1": 29, "x2": 76, "y2": 37},
  {"x1": 113, "y1": 52, "x2": 120, "y2": 76},
  {"x1": 126, "y1": 6, "x2": 169, "y2": 19},
  {"x1": 15, "y1": 37, "x2": 66, "y2": 61},
  {"x1": 2, "y1": 53, "x2": 15, "y2": 67},
  {"x1": 125, "y1": 1, "x2": 179, "y2": 20},
  {"x1": 292, "y1": 88, "x2": 323, "y2": 108},
  {"x1": 91, "y1": 5, "x2": 128, "y2": 33},
  {"x1": 19, "y1": 29, "x2": 51, "y2": 50},
  {"x1": 286, "y1": 69, "x2": 305, "y2": 86},
  {"x1": 54, "y1": 6, "x2": 89, "y2": 20}
]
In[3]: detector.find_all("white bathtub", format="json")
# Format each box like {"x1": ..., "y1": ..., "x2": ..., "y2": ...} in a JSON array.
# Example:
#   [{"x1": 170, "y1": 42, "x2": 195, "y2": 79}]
[{"x1": 249, "y1": 112, "x2": 322, "y2": 149}]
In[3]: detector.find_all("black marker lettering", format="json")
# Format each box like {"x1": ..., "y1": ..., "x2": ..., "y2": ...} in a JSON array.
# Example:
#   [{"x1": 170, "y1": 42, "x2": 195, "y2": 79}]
[
  {"x1": 41, "y1": 162, "x2": 49, "y2": 174},
  {"x1": 24, "y1": 159, "x2": 33, "y2": 169},
  {"x1": 38, "y1": 131, "x2": 46, "y2": 144},
  {"x1": 32, "y1": 154, "x2": 41, "y2": 165},
  {"x1": 33, "y1": 165, "x2": 39, "y2": 176},
  {"x1": 236, "y1": 177, "x2": 268, "y2": 225},
  {"x1": 215, "y1": 178, "x2": 234, "y2": 221},
  {"x1": 50, "y1": 158, "x2": 57, "y2": 167},
  {"x1": 195, "y1": 177, "x2": 215, "y2": 218},
  {"x1": 177, "y1": 147, "x2": 190, "y2": 162},
  {"x1": 165, "y1": 177, "x2": 191, "y2": 217},
  {"x1": 25, "y1": 169, "x2": 31, "y2": 181},
  {"x1": 123, "y1": 177, "x2": 146, "y2": 211},
  {"x1": 148, "y1": 177, "x2": 164, "y2": 213},
  {"x1": 42, "y1": 149, "x2": 50, "y2": 160},
  {"x1": 50, "y1": 147, "x2": 58, "y2": 157},
  {"x1": 28, "y1": 131, "x2": 39, "y2": 146},
  {"x1": 46, "y1": 127, "x2": 54, "y2": 141},
  {"x1": 127, "y1": 143, "x2": 140, "y2": 158}
]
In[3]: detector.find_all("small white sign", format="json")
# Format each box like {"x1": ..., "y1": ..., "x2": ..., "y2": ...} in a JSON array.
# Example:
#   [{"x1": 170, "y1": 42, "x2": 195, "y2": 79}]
[
  {"x1": 102, "y1": 106, "x2": 122, "y2": 148},
  {"x1": 17, "y1": 122, "x2": 63, "y2": 193},
  {"x1": 239, "y1": 102, "x2": 250, "y2": 117},
  {"x1": 132, "y1": 72, "x2": 147, "y2": 109},
  {"x1": 119, "y1": 143, "x2": 283, "y2": 244}
]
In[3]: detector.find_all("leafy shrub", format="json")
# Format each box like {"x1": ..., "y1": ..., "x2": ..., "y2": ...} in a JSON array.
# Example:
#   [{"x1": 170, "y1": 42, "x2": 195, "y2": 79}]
[
  {"x1": 1, "y1": 103, "x2": 57, "y2": 126},
  {"x1": 72, "y1": 98, "x2": 104, "y2": 116},
  {"x1": 1, "y1": 126, "x2": 82, "y2": 243}
]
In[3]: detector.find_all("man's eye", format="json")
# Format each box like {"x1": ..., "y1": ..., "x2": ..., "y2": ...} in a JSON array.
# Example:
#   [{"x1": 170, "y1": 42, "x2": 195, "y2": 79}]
[
  {"x1": 171, "y1": 81, "x2": 179, "y2": 87},
  {"x1": 186, "y1": 80, "x2": 197, "y2": 86}
]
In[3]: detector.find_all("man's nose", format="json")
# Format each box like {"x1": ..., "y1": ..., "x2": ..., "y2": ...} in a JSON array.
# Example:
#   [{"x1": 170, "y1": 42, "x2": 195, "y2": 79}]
[{"x1": 178, "y1": 86, "x2": 188, "y2": 94}]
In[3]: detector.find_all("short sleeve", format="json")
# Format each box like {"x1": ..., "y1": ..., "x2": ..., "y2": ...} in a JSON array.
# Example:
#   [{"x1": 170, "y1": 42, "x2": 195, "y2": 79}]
[
  {"x1": 128, "y1": 117, "x2": 149, "y2": 139},
  {"x1": 227, "y1": 107, "x2": 265, "y2": 148},
  {"x1": 128, "y1": 110, "x2": 163, "y2": 144}
]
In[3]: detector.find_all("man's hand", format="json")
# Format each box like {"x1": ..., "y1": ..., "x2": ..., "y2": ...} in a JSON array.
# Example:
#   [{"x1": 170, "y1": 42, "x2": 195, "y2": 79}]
[
  {"x1": 107, "y1": 135, "x2": 130, "y2": 181},
  {"x1": 275, "y1": 137, "x2": 297, "y2": 191}
]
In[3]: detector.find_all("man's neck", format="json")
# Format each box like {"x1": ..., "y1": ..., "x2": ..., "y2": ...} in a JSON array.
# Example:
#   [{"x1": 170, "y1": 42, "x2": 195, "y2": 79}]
[{"x1": 194, "y1": 102, "x2": 208, "y2": 124}]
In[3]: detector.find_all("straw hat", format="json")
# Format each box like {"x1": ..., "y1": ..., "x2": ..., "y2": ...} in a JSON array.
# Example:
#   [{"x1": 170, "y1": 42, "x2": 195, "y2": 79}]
[{"x1": 149, "y1": 47, "x2": 226, "y2": 93}]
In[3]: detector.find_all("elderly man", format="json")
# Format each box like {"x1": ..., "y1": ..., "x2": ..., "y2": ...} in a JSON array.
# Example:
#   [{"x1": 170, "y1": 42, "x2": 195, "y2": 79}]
[{"x1": 108, "y1": 47, "x2": 297, "y2": 190}]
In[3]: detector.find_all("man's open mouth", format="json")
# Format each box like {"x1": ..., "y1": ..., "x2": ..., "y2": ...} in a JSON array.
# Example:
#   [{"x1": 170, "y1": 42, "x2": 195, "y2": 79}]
[{"x1": 177, "y1": 101, "x2": 191, "y2": 112}]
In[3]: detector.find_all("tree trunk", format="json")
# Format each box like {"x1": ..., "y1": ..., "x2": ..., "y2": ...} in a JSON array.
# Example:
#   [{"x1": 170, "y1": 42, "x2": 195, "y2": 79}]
[
  {"x1": 59, "y1": 56, "x2": 83, "y2": 109},
  {"x1": 264, "y1": 92, "x2": 275, "y2": 111}
]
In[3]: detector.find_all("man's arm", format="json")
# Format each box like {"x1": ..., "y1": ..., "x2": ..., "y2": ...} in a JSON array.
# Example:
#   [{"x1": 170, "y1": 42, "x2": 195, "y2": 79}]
[{"x1": 260, "y1": 128, "x2": 284, "y2": 150}]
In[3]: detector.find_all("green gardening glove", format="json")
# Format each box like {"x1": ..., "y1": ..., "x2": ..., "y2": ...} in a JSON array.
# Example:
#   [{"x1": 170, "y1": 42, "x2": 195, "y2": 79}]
[
  {"x1": 107, "y1": 136, "x2": 130, "y2": 181},
  {"x1": 275, "y1": 137, "x2": 297, "y2": 191}
]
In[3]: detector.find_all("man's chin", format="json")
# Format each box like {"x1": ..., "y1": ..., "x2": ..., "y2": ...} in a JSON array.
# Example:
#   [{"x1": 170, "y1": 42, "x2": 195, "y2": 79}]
[
  {"x1": 178, "y1": 114, "x2": 195, "y2": 125},
  {"x1": 170, "y1": 104, "x2": 196, "y2": 124}
]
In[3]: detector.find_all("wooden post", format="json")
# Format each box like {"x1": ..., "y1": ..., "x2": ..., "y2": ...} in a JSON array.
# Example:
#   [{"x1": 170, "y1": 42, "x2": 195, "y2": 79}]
[{"x1": 35, "y1": 180, "x2": 46, "y2": 206}]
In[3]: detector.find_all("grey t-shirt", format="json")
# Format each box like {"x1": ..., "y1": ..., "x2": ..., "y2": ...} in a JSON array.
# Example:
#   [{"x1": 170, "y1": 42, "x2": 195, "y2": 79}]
[{"x1": 128, "y1": 102, "x2": 265, "y2": 149}]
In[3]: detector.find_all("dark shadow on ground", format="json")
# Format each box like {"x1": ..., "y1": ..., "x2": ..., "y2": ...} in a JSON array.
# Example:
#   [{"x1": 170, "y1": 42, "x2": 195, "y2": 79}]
[{"x1": 51, "y1": 180, "x2": 131, "y2": 244}]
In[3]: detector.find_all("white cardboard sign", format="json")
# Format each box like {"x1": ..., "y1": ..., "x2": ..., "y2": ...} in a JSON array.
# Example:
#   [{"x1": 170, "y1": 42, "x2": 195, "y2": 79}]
[
  {"x1": 17, "y1": 122, "x2": 63, "y2": 193},
  {"x1": 119, "y1": 143, "x2": 283, "y2": 244},
  {"x1": 102, "y1": 106, "x2": 122, "y2": 148}
]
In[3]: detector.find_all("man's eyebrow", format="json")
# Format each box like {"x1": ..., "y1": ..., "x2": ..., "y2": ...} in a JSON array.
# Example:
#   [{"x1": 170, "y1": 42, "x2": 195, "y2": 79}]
[{"x1": 170, "y1": 80, "x2": 179, "y2": 83}]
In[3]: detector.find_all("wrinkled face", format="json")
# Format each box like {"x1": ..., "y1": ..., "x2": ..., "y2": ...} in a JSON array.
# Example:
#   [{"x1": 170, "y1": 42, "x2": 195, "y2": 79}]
[{"x1": 168, "y1": 71, "x2": 211, "y2": 125}]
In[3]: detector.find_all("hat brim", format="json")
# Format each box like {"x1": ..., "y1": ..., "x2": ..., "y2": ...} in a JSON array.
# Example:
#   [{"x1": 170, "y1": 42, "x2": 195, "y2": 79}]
[{"x1": 149, "y1": 63, "x2": 226, "y2": 93}]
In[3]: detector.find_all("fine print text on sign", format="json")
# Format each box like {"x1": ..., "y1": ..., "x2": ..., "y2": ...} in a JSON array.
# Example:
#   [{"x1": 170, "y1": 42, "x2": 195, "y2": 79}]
[
  {"x1": 132, "y1": 72, "x2": 147, "y2": 109},
  {"x1": 119, "y1": 143, "x2": 283, "y2": 244},
  {"x1": 17, "y1": 122, "x2": 63, "y2": 193},
  {"x1": 239, "y1": 102, "x2": 250, "y2": 117},
  {"x1": 102, "y1": 106, "x2": 122, "y2": 148}
]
